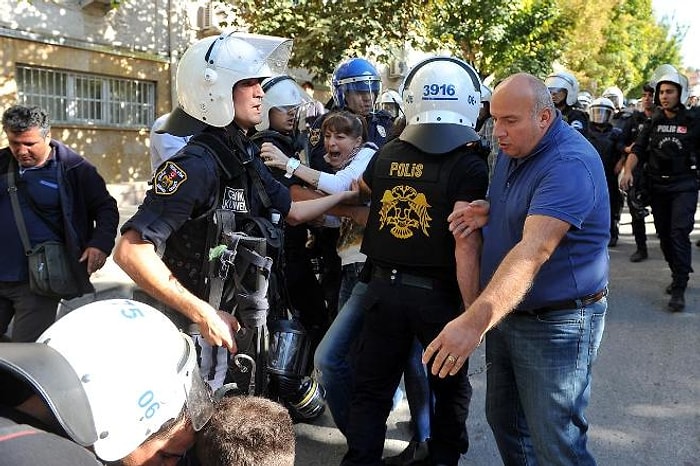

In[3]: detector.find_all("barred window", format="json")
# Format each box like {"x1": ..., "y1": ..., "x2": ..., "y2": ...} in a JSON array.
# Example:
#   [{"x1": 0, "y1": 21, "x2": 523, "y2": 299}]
[{"x1": 16, "y1": 65, "x2": 155, "y2": 128}]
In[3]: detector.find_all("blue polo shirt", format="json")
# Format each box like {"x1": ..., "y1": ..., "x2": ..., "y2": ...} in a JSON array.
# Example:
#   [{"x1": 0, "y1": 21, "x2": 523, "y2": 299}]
[{"x1": 481, "y1": 113, "x2": 610, "y2": 310}]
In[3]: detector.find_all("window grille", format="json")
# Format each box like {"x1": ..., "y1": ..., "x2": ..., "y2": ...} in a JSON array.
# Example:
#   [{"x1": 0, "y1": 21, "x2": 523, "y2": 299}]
[{"x1": 15, "y1": 64, "x2": 155, "y2": 128}]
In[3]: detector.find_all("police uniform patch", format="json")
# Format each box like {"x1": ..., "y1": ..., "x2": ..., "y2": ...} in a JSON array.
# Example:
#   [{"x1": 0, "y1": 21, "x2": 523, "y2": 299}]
[
  {"x1": 221, "y1": 187, "x2": 249, "y2": 213},
  {"x1": 309, "y1": 128, "x2": 321, "y2": 147},
  {"x1": 377, "y1": 125, "x2": 386, "y2": 138},
  {"x1": 378, "y1": 185, "x2": 432, "y2": 239},
  {"x1": 154, "y1": 161, "x2": 188, "y2": 195}
]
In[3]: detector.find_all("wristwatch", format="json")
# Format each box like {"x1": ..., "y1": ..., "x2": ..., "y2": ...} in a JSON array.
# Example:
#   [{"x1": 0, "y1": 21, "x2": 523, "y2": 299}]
[{"x1": 285, "y1": 157, "x2": 301, "y2": 178}]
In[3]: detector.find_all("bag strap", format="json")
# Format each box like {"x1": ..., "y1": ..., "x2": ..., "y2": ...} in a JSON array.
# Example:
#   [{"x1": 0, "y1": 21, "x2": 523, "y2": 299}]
[{"x1": 6, "y1": 159, "x2": 32, "y2": 254}]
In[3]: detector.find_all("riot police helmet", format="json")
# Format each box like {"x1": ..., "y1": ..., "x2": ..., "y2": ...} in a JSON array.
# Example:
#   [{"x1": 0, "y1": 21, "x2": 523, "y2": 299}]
[
  {"x1": 545, "y1": 71, "x2": 579, "y2": 106},
  {"x1": 256, "y1": 75, "x2": 312, "y2": 132},
  {"x1": 399, "y1": 56, "x2": 481, "y2": 154},
  {"x1": 0, "y1": 299, "x2": 213, "y2": 462},
  {"x1": 588, "y1": 97, "x2": 615, "y2": 124},
  {"x1": 161, "y1": 32, "x2": 292, "y2": 136},
  {"x1": 331, "y1": 58, "x2": 382, "y2": 113},
  {"x1": 376, "y1": 89, "x2": 403, "y2": 118},
  {"x1": 602, "y1": 86, "x2": 624, "y2": 111},
  {"x1": 654, "y1": 71, "x2": 689, "y2": 107}
]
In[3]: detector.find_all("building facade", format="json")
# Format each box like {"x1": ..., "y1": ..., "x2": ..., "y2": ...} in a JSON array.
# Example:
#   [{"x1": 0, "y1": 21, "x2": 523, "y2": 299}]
[{"x1": 0, "y1": 0, "x2": 214, "y2": 183}]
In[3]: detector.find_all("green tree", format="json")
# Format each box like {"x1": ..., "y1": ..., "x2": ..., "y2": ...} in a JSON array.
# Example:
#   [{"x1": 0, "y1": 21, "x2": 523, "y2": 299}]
[{"x1": 216, "y1": 0, "x2": 683, "y2": 93}]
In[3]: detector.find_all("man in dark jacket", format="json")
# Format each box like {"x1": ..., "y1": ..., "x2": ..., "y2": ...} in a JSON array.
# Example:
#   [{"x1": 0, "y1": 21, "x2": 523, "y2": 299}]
[{"x1": 0, "y1": 105, "x2": 118, "y2": 341}]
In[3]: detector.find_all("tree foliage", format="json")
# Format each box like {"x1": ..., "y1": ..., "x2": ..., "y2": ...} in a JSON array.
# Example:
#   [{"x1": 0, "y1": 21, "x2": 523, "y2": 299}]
[{"x1": 217, "y1": 0, "x2": 684, "y2": 96}]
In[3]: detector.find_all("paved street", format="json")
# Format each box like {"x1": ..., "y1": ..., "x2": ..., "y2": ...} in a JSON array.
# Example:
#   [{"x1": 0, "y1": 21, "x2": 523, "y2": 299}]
[{"x1": 293, "y1": 209, "x2": 700, "y2": 465}]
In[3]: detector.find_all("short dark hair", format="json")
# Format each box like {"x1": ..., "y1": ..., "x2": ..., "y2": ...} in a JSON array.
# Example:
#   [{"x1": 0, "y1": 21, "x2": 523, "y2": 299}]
[
  {"x1": 301, "y1": 81, "x2": 314, "y2": 90},
  {"x1": 2, "y1": 105, "x2": 51, "y2": 137},
  {"x1": 642, "y1": 82, "x2": 654, "y2": 94},
  {"x1": 196, "y1": 396, "x2": 295, "y2": 466}
]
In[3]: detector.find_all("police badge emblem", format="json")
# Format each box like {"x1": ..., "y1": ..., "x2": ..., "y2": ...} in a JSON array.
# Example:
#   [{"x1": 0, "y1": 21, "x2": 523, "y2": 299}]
[
  {"x1": 377, "y1": 125, "x2": 386, "y2": 138},
  {"x1": 309, "y1": 128, "x2": 321, "y2": 147},
  {"x1": 154, "y1": 161, "x2": 188, "y2": 195}
]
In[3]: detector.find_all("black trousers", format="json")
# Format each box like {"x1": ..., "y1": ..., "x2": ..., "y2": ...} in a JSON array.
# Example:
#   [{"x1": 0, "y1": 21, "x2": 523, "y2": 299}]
[
  {"x1": 650, "y1": 188, "x2": 698, "y2": 287},
  {"x1": 342, "y1": 277, "x2": 471, "y2": 466}
]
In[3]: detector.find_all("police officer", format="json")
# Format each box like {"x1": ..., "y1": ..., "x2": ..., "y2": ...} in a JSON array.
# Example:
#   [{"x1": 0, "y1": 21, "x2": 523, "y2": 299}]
[
  {"x1": 545, "y1": 71, "x2": 589, "y2": 134},
  {"x1": 307, "y1": 58, "x2": 395, "y2": 317},
  {"x1": 620, "y1": 68, "x2": 699, "y2": 312},
  {"x1": 621, "y1": 83, "x2": 655, "y2": 262},
  {"x1": 341, "y1": 56, "x2": 489, "y2": 466},
  {"x1": 587, "y1": 97, "x2": 624, "y2": 247},
  {"x1": 114, "y1": 32, "x2": 357, "y2": 389}
]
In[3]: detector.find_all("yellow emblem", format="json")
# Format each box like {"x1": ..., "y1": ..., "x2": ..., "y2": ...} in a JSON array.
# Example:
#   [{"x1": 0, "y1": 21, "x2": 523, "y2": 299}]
[
  {"x1": 309, "y1": 128, "x2": 321, "y2": 147},
  {"x1": 378, "y1": 185, "x2": 431, "y2": 239}
]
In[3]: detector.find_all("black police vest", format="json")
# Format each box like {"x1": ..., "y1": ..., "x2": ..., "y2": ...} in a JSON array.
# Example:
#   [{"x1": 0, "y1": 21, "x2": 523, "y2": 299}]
[
  {"x1": 587, "y1": 124, "x2": 621, "y2": 171},
  {"x1": 361, "y1": 140, "x2": 465, "y2": 270},
  {"x1": 162, "y1": 130, "x2": 271, "y2": 298},
  {"x1": 646, "y1": 108, "x2": 699, "y2": 178}
]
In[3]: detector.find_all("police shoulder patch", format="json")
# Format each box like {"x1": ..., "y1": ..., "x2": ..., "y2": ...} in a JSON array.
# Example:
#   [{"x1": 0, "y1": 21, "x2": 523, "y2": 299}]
[
  {"x1": 377, "y1": 125, "x2": 387, "y2": 138},
  {"x1": 154, "y1": 161, "x2": 188, "y2": 195},
  {"x1": 309, "y1": 128, "x2": 321, "y2": 147}
]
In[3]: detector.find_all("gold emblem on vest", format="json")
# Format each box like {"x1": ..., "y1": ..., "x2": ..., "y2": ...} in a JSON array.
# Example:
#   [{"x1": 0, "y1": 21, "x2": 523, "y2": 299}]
[
  {"x1": 389, "y1": 162, "x2": 423, "y2": 178},
  {"x1": 378, "y1": 185, "x2": 431, "y2": 239}
]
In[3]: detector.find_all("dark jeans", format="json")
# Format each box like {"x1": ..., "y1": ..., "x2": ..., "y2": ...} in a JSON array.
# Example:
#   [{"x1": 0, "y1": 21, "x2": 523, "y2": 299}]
[
  {"x1": 342, "y1": 278, "x2": 471, "y2": 466},
  {"x1": 0, "y1": 281, "x2": 60, "y2": 342}
]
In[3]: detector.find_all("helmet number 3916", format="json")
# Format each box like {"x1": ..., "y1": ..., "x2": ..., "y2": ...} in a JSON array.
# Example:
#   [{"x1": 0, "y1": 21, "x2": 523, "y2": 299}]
[{"x1": 422, "y1": 83, "x2": 457, "y2": 100}]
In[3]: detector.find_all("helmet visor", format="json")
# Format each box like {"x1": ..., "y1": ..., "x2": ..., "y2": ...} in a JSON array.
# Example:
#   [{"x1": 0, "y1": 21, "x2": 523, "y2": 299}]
[
  {"x1": 589, "y1": 106, "x2": 613, "y2": 124},
  {"x1": 181, "y1": 336, "x2": 214, "y2": 431},
  {"x1": 211, "y1": 32, "x2": 293, "y2": 81}
]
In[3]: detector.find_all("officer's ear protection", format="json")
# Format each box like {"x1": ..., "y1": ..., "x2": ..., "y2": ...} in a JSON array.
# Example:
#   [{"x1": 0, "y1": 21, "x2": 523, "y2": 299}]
[
  {"x1": 401, "y1": 56, "x2": 481, "y2": 96},
  {"x1": 203, "y1": 31, "x2": 232, "y2": 85}
]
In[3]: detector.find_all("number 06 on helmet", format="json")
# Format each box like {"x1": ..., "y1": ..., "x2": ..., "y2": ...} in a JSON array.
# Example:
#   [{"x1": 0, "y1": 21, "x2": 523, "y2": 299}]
[{"x1": 0, "y1": 299, "x2": 214, "y2": 462}]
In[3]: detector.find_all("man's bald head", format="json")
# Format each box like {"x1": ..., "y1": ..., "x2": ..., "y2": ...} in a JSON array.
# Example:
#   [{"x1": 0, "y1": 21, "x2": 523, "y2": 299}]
[{"x1": 491, "y1": 73, "x2": 555, "y2": 158}]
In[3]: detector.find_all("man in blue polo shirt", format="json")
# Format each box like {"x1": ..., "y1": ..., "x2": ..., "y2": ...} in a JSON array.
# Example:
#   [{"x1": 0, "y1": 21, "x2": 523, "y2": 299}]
[{"x1": 424, "y1": 73, "x2": 609, "y2": 465}]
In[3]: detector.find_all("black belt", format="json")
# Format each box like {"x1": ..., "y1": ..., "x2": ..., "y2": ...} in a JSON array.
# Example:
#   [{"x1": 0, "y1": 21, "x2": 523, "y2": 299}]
[
  {"x1": 372, "y1": 266, "x2": 444, "y2": 291},
  {"x1": 518, "y1": 288, "x2": 608, "y2": 315}
]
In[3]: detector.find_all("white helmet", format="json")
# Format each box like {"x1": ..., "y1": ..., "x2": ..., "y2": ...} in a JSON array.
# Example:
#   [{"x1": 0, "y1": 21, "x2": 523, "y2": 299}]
[
  {"x1": 165, "y1": 32, "x2": 292, "y2": 135},
  {"x1": 32, "y1": 299, "x2": 212, "y2": 462},
  {"x1": 588, "y1": 97, "x2": 615, "y2": 124},
  {"x1": 256, "y1": 75, "x2": 312, "y2": 132},
  {"x1": 399, "y1": 56, "x2": 481, "y2": 154},
  {"x1": 545, "y1": 71, "x2": 580, "y2": 106},
  {"x1": 480, "y1": 83, "x2": 492, "y2": 104},
  {"x1": 650, "y1": 64, "x2": 678, "y2": 87},
  {"x1": 376, "y1": 89, "x2": 404, "y2": 118},
  {"x1": 602, "y1": 86, "x2": 624, "y2": 110},
  {"x1": 654, "y1": 71, "x2": 689, "y2": 107},
  {"x1": 577, "y1": 90, "x2": 593, "y2": 111}
]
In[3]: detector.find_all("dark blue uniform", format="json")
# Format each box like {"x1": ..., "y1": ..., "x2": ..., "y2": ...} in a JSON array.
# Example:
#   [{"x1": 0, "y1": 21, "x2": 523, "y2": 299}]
[
  {"x1": 122, "y1": 125, "x2": 291, "y2": 300},
  {"x1": 587, "y1": 122, "x2": 624, "y2": 245},
  {"x1": 621, "y1": 110, "x2": 652, "y2": 253},
  {"x1": 342, "y1": 139, "x2": 488, "y2": 466},
  {"x1": 633, "y1": 106, "x2": 699, "y2": 295}
]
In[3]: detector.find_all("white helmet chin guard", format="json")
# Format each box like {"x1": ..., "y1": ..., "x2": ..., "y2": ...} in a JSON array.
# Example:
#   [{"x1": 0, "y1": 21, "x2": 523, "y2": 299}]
[
  {"x1": 172, "y1": 31, "x2": 292, "y2": 132},
  {"x1": 399, "y1": 56, "x2": 482, "y2": 154},
  {"x1": 35, "y1": 299, "x2": 213, "y2": 462},
  {"x1": 256, "y1": 75, "x2": 312, "y2": 132}
]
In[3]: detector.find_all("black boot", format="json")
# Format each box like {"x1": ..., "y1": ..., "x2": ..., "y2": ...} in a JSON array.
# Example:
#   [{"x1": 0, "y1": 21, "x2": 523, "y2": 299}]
[
  {"x1": 630, "y1": 249, "x2": 648, "y2": 262},
  {"x1": 668, "y1": 287, "x2": 686, "y2": 312},
  {"x1": 382, "y1": 438, "x2": 430, "y2": 465}
]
